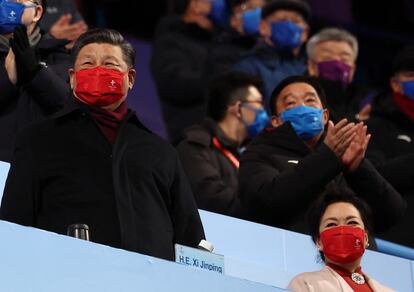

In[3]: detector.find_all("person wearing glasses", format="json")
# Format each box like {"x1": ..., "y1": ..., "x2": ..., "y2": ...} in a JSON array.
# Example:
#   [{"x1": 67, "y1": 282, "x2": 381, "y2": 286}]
[
  {"x1": 0, "y1": 0, "x2": 71, "y2": 162},
  {"x1": 176, "y1": 72, "x2": 268, "y2": 218}
]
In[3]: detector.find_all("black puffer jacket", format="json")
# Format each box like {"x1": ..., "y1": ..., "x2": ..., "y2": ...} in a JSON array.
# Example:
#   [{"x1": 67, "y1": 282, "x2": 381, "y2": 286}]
[
  {"x1": 151, "y1": 16, "x2": 215, "y2": 143},
  {"x1": 239, "y1": 122, "x2": 406, "y2": 235},
  {"x1": 367, "y1": 92, "x2": 414, "y2": 247},
  {"x1": 176, "y1": 119, "x2": 243, "y2": 218}
]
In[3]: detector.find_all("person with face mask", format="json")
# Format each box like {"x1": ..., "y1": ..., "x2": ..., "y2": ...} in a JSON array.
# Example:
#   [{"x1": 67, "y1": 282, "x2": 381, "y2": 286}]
[
  {"x1": 232, "y1": 0, "x2": 310, "y2": 106},
  {"x1": 0, "y1": 29, "x2": 205, "y2": 261},
  {"x1": 238, "y1": 75, "x2": 406, "y2": 236},
  {"x1": 205, "y1": 0, "x2": 268, "y2": 81},
  {"x1": 176, "y1": 72, "x2": 268, "y2": 218},
  {"x1": 306, "y1": 27, "x2": 375, "y2": 123},
  {"x1": 0, "y1": 0, "x2": 71, "y2": 162},
  {"x1": 151, "y1": 0, "x2": 220, "y2": 144},
  {"x1": 288, "y1": 187, "x2": 395, "y2": 291},
  {"x1": 365, "y1": 45, "x2": 414, "y2": 248}
]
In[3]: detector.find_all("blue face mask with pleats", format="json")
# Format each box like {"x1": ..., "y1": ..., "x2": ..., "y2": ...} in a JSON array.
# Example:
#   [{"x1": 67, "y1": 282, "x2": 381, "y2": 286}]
[
  {"x1": 270, "y1": 20, "x2": 303, "y2": 50},
  {"x1": 208, "y1": 0, "x2": 228, "y2": 27},
  {"x1": 0, "y1": 0, "x2": 36, "y2": 34},
  {"x1": 241, "y1": 7, "x2": 261, "y2": 36},
  {"x1": 401, "y1": 80, "x2": 414, "y2": 100},
  {"x1": 281, "y1": 105, "x2": 324, "y2": 140},
  {"x1": 242, "y1": 104, "x2": 270, "y2": 138}
]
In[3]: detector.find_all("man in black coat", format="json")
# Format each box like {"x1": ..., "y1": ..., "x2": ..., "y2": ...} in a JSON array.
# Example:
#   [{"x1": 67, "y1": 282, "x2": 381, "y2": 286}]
[
  {"x1": 0, "y1": 29, "x2": 205, "y2": 261},
  {"x1": 205, "y1": 0, "x2": 267, "y2": 81},
  {"x1": 366, "y1": 45, "x2": 414, "y2": 247},
  {"x1": 239, "y1": 75, "x2": 406, "y2": 236},
  {"x1": 0, "y1": 0, "x2": 71, "y2": 162},
  {"x1": 151, "y1": 0, "x2": 218, "y2": 144},
  {"x1": 177, "y1": 72, "x2": 268, "y2": 218}
]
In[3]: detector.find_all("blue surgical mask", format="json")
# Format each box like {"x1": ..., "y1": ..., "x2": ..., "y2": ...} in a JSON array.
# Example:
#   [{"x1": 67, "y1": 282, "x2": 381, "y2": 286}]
[
  {"x1": 0, "y1": 0, "x2": 36, "y2": 34},
  {"x1": 241, "y1": 7, "x2": 261, "y2": 36},
  {"x1": 270, "y1": 20, "x2": 303, "y2": 50},
  {"x1": 208, "y1": 0, "x2": 228, "y2": 27},
  {"x1": 281, "y1": 105, "x2": 324, "y2": 140},
  {"x1": 242, "y1": 104, "x2": 270, "y2": 138},
  {"x1": 401, "y1": 80, "x2": 414, "y2": 100}
]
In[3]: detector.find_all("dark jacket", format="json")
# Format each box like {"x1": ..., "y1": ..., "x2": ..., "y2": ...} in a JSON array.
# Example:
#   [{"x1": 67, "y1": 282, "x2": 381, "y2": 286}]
[
  {"x1": 0, "y1": 99, "x2": 205, "y2": 261},
  {"x1": 233, "y1": 42, "x2": 307, "y2": 106},
  {"x1": 0, "y1": 35, "x2": 71, "y2": 162},
  {"x1": 239, "y1": 122, "x2": 406, "y2": 234},
  {"x1": 205, "y1": 29, "x2": 258, "y2": 81},
  {"x1": 367, "y1": 92, "x2": 414, "y2": 247},
  {"x1": 316, "y1": 78, "x2": 377, "y2": 123},
  {"x1": 176, "y1": 118, "x2": 243, "y2": 218},
  {"x1": 151, "y1": 16, "x2": 215, "y2": 143}
]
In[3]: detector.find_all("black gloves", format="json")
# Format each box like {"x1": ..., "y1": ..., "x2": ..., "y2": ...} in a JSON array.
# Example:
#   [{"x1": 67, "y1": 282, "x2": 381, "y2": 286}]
[{"x1": 10, "y1": 25, "x2": 41, "y2": 86}]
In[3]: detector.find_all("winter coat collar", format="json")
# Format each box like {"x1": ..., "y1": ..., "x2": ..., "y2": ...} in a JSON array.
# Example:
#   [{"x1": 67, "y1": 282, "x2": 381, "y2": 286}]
[
  {"x1": 248, "y1": 122, "x2": 315, "y2": 156},
  {"x1": 54, "y1": 96, "x2": 152, "y2": 134}
]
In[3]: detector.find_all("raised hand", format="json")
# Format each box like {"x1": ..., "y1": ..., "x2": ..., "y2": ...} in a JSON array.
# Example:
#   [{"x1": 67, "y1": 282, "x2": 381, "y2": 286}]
[
  {"x1": 50, "y1": 14, "x2": 88, "y2": 49},
  {"x1": 323, "y1": 119, "x2": 357, "y2": 158},
  {"x1": 341, "y1": 122, "x2": 371, "y2": 172},
  {"x1": 10, "y1": 25, "x2": 40, "y2": 85}
]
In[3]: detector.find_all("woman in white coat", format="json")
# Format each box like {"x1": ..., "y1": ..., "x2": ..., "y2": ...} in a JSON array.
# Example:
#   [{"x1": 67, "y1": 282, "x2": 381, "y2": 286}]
[{"x1": 288, "y1": 188, "x2": 395, "y2": 292}]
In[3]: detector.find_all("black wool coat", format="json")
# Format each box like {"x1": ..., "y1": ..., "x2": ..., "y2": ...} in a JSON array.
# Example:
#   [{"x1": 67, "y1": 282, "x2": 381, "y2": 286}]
[
  {"x1": 0, "y1": 99, "x2": 205, "y2": 260},
  {"x1": 0, "y1": 36, "x2": 71, "y2": 162},
  {"x1": 239, "y1": 122, "x2": 406, "y2": 235}
]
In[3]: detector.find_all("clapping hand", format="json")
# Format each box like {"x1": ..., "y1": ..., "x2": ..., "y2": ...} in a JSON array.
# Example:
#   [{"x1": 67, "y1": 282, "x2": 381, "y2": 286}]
[
  {"x1": 341, "y1": 122, "x2": 371, "y2": 172},
  {"x1": 323, "y1": 119, "x2": 358, "y2": 158}
]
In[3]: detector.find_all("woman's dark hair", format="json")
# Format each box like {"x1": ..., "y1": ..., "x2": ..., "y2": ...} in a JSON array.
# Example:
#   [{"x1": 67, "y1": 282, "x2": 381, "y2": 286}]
[
  {"x1": 308, "y1": 187, "x2": 374, "y2": 261},
  {"x1": 269, "y1": 75, "x2": 327, "y2": 116},
  {"x1": 207, "y1": 72, "x2": 262, "y2": 122},
  {"x1": 71, "y1": 28, "x2": 136, "y2": 68}
]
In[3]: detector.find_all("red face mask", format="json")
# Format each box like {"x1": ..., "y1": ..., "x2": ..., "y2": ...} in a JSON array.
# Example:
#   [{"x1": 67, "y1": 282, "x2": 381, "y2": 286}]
[
  {"x1": 320, "y1": 226, "x2": 366, "y2": 264},
  {"x1": 74, "y1": 66, "x2": 127, "y2": 106}
]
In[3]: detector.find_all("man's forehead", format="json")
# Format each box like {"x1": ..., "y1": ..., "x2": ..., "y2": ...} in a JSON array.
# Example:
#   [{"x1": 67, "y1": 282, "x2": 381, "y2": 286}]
[{"x1": 267, "y1": 9, "x2": 304, "y2": 21}]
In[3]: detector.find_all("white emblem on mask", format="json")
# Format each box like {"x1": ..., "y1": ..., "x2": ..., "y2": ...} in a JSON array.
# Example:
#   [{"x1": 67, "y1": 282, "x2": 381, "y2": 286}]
[
  {"x1": 9, "y1": 10, "x2": 16, "y2": 21},
  {"x1": 109, "y1": 80, "x2": 116, "y2": 89},
  {"x1": 397, "y1": 135, "x2": 412, "y2": 143}
]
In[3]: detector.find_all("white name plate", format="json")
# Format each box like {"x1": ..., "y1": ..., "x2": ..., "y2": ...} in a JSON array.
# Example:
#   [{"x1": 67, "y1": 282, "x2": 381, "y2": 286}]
[{"x1": 175, "y1": 244, "x2": 225, "y2": 275}]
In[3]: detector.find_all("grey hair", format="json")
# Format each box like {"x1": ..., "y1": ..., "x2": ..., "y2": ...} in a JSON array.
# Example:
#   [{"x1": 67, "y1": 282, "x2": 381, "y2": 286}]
[{"x1": 306, "y1": 27, "x2": 358, "y2": 61}]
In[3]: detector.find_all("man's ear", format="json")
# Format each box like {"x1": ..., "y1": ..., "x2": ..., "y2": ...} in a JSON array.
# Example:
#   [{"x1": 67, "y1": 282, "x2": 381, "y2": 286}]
[
  {"x1": 271, "y1": 115, "x2": 282, "y2": 127},
  {"x1": 259, "y1": 20, "x2": 270, "y2": 38},
  {"x1": 390, "y1": 76, "x2": 403, "y2": 94},
  {"x1": 322, "y1": 108, "x2": 329, "y2": 126},
  {"x1": 32, "y1": 5, "x2": 43, "y2": 23},
  {"x1": 301, "y1": 24, "x2": 310, "y2": 44},
  {"x1": 307, "y1": 59, "x2": 318, "y2": 77},
  {"x1": 69, "y1": 68, "x2": 75, "y2": 90},
  {"x1": 128, "y1": 68, "x2": 136, "y2": 89}
]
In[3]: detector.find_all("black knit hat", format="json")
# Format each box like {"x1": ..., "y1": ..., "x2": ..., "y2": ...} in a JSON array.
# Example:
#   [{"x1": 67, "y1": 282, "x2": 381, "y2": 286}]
[
  {"x1": 261, "y1": 0, "x2": 311, "y2": 22},
  {"x1": 392, "y1": 44, "x2": 414, "y2": 75}
]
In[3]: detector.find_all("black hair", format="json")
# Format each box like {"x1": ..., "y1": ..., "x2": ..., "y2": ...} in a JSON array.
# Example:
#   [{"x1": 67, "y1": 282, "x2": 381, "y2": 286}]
[
  {"x1": 392, "y1": 44, "x2": 414, "y2": 76},
  {"x1": 307, "y1": 187, "x2": 374, "y2": 261},
  {"x1": 71, "y1": 28, "x2": 136, "y2": 68},
  {"x1": 269, "y1": 75, "x2": 327, "y2": 116},
  {"x1": 261, "y1": 0, "x2": 311, "y2": 21},
  {"x1": 207, "y1": 72, "x2": 263, "y2": 122}
]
